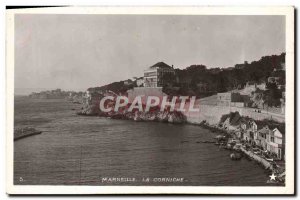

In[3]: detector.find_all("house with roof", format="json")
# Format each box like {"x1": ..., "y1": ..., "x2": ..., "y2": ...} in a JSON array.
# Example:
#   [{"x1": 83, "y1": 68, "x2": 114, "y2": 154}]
[
  {"x1": 267, "y1": 127, "x2": 285, "y2": 160},
  {"x1": 242, "y1": 118, "x2": 285, "y2": 160},
  {"x1": 241, "y1": 120, "x2": 256, "y2": 144},
  {"x1": 240, "y1": 119, "x2": 266, "y2": 144},
  {"x1": 220, "y1": 112, "x2": 242, "y2": 131},
  {"x1": 256, "y1": 126, "x2": 271, "y2": 150},
  {"x1": 144, "y1": 62, "x2": 175, "y2": 88}
]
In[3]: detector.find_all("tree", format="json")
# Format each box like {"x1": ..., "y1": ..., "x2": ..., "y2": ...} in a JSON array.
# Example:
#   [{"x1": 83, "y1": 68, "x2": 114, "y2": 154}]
[{"x1": 263, "y1": 82, "x2": 282, "y2": 107}]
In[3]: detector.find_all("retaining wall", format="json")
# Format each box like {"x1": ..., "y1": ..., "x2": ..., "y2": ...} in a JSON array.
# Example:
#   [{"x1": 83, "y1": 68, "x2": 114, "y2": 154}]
[{"x1": 184, "y1": 104, "x2": 285, "y2": 125}]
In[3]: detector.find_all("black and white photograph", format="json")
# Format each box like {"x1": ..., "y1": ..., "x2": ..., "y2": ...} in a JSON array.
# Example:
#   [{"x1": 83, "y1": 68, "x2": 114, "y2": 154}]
[{"x1": 5, "y1": 6, "x2": 295, "y2": 195}]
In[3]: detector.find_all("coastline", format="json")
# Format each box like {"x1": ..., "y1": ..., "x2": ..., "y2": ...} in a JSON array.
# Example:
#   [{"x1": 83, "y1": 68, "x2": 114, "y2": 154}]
[
  {"x1": 196, "y1": 121, "x2": 285, "y2": 185},
  {"x1": 13, "y1": 97, "x2": 278, "y2": 186},
  {"x1": 78, "y1": 105, "x2": 283, "y2": 181},
  {"x1": 18, "y1": 96, "x2": 285, "y2": 185},
  {"x1": 83, "y1": 104, "x2": 285, "y2": 184}
]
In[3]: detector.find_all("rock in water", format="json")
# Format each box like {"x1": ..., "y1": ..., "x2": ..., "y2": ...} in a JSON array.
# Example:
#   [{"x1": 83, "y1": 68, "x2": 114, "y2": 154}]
[{"x1": 14, "y1": 127, "x2": 42, "y2": 141}]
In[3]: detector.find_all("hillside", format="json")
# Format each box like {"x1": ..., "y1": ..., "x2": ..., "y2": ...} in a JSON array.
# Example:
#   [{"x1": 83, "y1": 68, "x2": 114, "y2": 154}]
[
  {"x1": 89, "y1": 52, "x2": 285, "y2": 99},
  {"x1": 163, "y1": 53, "x2": 285, "y2": 98}
]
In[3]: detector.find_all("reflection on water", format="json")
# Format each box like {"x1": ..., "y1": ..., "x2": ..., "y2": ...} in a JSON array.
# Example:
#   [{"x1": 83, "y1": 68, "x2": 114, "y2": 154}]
[{"x1": 14, "y1": 97, "x2": 269, "y2": 186}]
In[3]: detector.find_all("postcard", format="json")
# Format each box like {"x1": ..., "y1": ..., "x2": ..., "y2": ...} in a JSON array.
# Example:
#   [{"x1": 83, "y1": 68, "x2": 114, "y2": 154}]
[{"x1": 6, "y1": 6, "x2": 295, "y2": 195}]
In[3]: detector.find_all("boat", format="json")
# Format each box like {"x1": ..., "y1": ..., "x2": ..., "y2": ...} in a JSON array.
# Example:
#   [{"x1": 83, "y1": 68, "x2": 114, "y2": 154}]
[{"x1": 215, "y1": 135, "x2": 226, "y2": 140}]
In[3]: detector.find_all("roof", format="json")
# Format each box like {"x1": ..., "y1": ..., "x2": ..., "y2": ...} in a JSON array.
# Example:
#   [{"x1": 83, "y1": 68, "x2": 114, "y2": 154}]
[
  {"x1": 149, "y1": 62, "x2": 172, "y2": 69},
  {"x1": 258, "y1": 127, "x2": 270, "y2": 134},
  {"x1": 255, "y1": 119, "x2": 285, "y2": 135},
  {"x1": 230, "y1": 113, "x2": 242, "y2": 126},
  {"x1": 220, "y1": 112, "x2": 242, "y2": 125},
  {"x1": 254, "y1": 120, "x2": 267, "y2": 130},
  {"x1": 270, "y1": 124, "x2": 285, "y2": 135}
]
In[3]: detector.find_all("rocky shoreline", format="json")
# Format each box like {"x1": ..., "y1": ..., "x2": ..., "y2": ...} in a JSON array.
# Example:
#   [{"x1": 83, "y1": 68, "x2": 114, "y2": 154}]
[
  {"x1": 75, "y1": 95, "x2": 285, "y2": 184},
  {"x1": 76, "y1": 94, "x2": 187, "y2": 123},
  {"x1": 77, "y1": 108, "x2": 187, "y2": 124}
]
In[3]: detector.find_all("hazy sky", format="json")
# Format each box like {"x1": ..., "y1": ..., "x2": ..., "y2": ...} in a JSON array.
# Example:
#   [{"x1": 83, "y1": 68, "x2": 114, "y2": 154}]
[{"x1": 15, "y1": 14, "x2": 285, "y2": 92}]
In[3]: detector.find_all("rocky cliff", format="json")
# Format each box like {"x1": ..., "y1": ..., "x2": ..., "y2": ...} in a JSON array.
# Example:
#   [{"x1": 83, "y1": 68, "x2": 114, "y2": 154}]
[{"x1": 77, "y1": 90, "x2": 186, "y2": 124}]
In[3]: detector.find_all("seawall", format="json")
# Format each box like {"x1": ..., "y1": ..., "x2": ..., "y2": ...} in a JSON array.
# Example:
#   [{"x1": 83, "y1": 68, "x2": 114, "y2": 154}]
[
  {"x1": 184, "y1": 104, "x2": 285, "y2": 125},
  {"x1": 240, "y1": 147, "x2": 273, "y2": 170}
]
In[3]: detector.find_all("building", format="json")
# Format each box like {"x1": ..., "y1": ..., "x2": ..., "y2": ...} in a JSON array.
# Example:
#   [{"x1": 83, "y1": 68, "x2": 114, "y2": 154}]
[
  {"x1": 240, "y1": 119, "x2": 268, "y2": 145},
  {"x1": 241, "y1": 120, "x2": 285, "y2": 160},
  {"x1": 144, "y1": 62, "x2": 175, "y2": 88},
  {"x1": 256, "y1": 126, "x2": 271, "y2": 150},
  {"x1": 136, "y1": 77, "x2": 144, "y2": 87},
  {"x1": 220, "y1": 112, "x2": 242, "y2": 131},
  {"x1": 267, "y1": 128, "x2": 284, "y2": 160},
  {"x1": 242, "y1": 120, "x2": 257, "y2": 144}
]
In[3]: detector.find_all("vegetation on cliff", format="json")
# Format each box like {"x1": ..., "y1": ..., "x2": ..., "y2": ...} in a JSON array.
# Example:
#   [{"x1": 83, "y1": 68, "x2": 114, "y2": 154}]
[
  {"x1": 162, "y1": 53, "x2": 285, "y2": 98},
  {"x1": 89, "y1": 53, "x2": 285, "y2": 100}
]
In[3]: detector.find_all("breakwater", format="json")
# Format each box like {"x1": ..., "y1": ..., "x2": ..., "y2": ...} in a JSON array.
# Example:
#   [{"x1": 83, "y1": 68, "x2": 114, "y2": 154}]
[
  {"x1": 14, "y1": 127, "x2": 42, "y2": 141},
  {"x1": 240, "y1": 147, "x2": 273, "y2": 170}
]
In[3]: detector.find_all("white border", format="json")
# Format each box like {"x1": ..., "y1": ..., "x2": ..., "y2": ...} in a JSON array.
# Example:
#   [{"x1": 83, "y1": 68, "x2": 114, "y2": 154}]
[{"x1": 6, "y1": 6, "x2": 295, "y2": 195}]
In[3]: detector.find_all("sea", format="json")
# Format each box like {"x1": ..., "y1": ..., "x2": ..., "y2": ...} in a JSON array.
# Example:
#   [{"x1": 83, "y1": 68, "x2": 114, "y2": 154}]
[{"x1": 14, "y1": 96, "x2": 270, "y2": 186}]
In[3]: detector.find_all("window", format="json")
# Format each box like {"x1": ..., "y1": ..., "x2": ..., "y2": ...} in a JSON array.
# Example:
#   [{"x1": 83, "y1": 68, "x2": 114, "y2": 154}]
[
  {"x1": 271, "y1": 137, "x2": 274, "y2": 142},
  {"x1": 144, "y1": 71, "x2": 157, "y2": 77}
]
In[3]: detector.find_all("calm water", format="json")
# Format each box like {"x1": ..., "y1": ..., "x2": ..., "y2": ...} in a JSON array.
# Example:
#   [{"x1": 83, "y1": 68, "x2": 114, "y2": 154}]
[{"x1": 14, "y1": 97, "x2": 270, "y2": 186}]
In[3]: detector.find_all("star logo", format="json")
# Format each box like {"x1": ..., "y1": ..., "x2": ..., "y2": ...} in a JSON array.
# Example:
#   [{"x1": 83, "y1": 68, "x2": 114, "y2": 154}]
[{"x1": 269, "y1": 173, "x2": 276, "y2": 181}]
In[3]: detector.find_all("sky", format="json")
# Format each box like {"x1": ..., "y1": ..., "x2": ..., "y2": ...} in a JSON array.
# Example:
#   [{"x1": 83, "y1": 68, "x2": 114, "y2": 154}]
[{"x1": 15, "y1": 14, "x2": 285, "y2": 93}]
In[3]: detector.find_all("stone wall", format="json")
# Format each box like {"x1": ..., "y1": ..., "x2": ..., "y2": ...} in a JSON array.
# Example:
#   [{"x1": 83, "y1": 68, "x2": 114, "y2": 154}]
[
  {"x1": 126, "y1": 88, "x2": 285, "y2": 124},
  {"x1": 184, "y1": 104, "x2": 285, "y2": 125}
]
